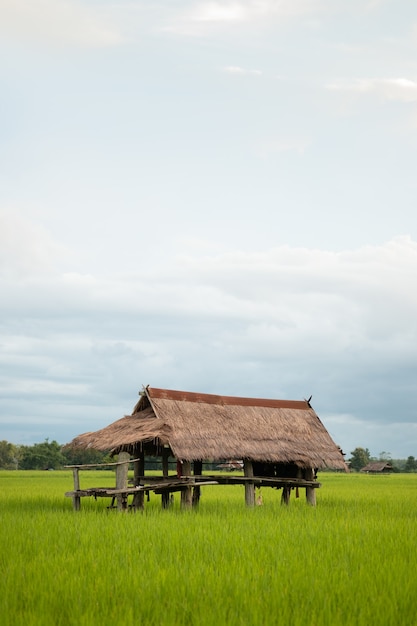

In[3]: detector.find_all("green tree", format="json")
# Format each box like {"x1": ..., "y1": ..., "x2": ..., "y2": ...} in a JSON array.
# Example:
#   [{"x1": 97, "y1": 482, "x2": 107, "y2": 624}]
[
  {"x1": 61, "y1": 446, "x2": 112, "y2": 467},
  {"x1": 349, "y1": 447, "x2": 371, "y2": 472},
  {"x1": 0, "y1": 440, "x2": 19, "y2": 469},
  {"x1": 19, "y1": 439, "x2": 66, "y2": 470},
  {"x1": 379, "y1": 451, "x2": 392, "y2": 461},
  {"x1": 405, "y1": 456, "x2": 417, "y2": 473}
]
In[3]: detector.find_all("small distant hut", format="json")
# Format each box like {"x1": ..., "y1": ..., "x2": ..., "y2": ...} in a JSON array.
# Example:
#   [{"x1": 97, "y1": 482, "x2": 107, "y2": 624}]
[
  {"x1": 360, "y1": 461, "x2": 393, "y2": 474},
  {"x1": 217, "y1": 460, "x2": 244, "y2": 471},
  {"x1": 65, "y1": 386, "x2": 347, "y2": 510}
]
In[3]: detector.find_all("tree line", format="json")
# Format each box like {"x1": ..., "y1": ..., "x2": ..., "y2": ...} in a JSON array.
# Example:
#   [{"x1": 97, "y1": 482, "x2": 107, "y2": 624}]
[
  {"x1": 1, "y1": 439, "x2": 417, "y2": 472},
  {"x1": 348, "y1": 447, "x2": 417, "y2": 472},
  {"x1": 0, "y1": 439, "x2": 112, "y2": 470}
]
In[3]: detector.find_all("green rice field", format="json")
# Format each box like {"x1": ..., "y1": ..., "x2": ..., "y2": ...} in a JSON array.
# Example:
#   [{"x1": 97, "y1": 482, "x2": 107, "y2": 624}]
[{"x1": 1, "y1": 471, "x2": 416, "y2": 626}]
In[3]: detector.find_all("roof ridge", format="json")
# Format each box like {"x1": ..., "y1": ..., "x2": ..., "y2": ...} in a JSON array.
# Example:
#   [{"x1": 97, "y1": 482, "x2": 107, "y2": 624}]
[{"x1": 147, "y1": 386, "x2": 310, "y2": 410}]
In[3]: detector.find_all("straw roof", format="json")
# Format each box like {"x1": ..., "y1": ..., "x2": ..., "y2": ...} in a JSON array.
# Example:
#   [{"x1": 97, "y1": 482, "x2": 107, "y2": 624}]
[
  {"x1": 66, "y1": 386, "x2": 347, "y2": 470},
  {"x1": 360, "y1": 461, "x2": 393, "y2": 473}
]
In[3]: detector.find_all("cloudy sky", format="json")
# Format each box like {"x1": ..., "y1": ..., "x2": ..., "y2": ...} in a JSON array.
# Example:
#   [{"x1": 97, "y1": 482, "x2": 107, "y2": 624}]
[{"x1": 1, "y1": 0, "x2": 417, "y2": 459}]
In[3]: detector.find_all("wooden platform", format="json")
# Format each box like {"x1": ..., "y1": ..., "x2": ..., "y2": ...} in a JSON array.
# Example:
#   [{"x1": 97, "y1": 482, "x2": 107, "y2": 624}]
[{"x1": 65, "y1": 474, "x2": 321, "y2": 510}]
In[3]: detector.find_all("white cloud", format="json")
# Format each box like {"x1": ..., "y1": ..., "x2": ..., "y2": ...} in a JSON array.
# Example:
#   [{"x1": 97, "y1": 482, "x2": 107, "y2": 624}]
[
  {"x1": 162, "y1": 0, "x2": 323, "y2": 35},
  {"x1": 0, "y1": 0, "x2": 123, "y2": 47},
  {"x1": 255, "y1": 136, "x2": 310, "y2": 157},
  {"x1": 191, "y1": 2, "x2": 248, "y2": 22},
  {"x1": 326, "y1": 77, "x2": 417, "y2": 102},
  {"x1": 323, "y1": 414, "x2": 417, "y2": 459},
  {"x1": 1, "y1": 225, "x2": 417, "y2": 453},
  {"x1": 188, "y1": 0, "x2": 323, "y2": 22},
  {"x1": 0, "y1": 209, "x2": 72, "y2": 277},
  {"x1": 222, "y1": 65, "x2": 262, "y2": 76},
  {"x1": 0, "y1": 377, "x2": 90, "y2": 397}
]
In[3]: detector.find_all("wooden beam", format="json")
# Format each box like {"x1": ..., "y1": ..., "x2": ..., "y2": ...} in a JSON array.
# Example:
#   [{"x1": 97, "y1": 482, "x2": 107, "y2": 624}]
[
  {"x1": 243, "y1": 460, "x2": 255, "y2": 507},
  {"x1": 65, "y1": 458, "x2": 141, "y2": 469}
]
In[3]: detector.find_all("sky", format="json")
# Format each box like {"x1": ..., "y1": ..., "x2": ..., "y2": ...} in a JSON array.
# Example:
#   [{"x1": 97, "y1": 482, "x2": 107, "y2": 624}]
[{"x1": 1, "y1": 0, "x2": 417, "y2": 460}]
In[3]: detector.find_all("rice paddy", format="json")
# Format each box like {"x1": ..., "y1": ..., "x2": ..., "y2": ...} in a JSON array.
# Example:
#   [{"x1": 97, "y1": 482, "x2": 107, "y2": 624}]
[{"x1": 1, "y1": 471, "x2": 416, "y2": 626}]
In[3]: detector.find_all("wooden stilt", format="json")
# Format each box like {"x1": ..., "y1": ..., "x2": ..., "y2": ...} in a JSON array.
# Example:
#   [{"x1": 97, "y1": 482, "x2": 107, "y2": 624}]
[
  {"x1": 72, "y1": 468, "x2": 81, "y2": 511},
  {"x1": 305, "y1": 467, "x2": 316, "y2": 506},
  {"x1": 133, "y1": 452, "x2": 145, "y2": 510},
  {"x1": 116, "y1": 451, "x2": 130, "y2": 510},
  {"x1": 281, "y1": 485, "x2": 291, "y2": 505},
  {"x1": 192, "y1": 460, "x2": 202, "y2": 507},
  {"x1": 296, "y1": 467, "x2": 302, "y2": 498},
  {"x1": 162, "y1": 448, "x2": 170, "y2": 509},
  {"x1": 244, "y1": 460, "x2": 255, "y2": 507},
  {"x1": 180, "y1": 461, "x2": 193, "y2": 509}
]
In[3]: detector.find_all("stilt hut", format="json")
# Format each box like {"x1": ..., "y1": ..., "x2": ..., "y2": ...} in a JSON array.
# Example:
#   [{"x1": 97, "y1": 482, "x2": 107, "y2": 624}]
[
  {"x1": 65, "y1": 386, "x2": 347, "y2": 510},
  {"x1": 360, "y1": 461, "x2": 393, "y2": 474}
]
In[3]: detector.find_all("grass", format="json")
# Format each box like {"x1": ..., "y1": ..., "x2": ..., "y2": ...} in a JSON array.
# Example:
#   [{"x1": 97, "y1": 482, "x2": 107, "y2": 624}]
[{"x1": 1, "y1": 471, "x2": 417, "y2": 625}]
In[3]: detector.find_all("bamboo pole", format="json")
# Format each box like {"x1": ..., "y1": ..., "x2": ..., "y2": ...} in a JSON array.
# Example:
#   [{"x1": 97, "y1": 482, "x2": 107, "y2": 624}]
[{"x1": 243, "y1": 460, "x2": 255, "y2": 507}]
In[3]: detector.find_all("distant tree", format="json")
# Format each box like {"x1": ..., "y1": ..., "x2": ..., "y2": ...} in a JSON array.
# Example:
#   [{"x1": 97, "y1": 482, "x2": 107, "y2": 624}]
[
  {"x1": 405, "y1": 456, "x2": 417, "y2": 473},
  {"x1": 0, "y1": 440, "x2": 19, "y2": 469},
  {"x1": 61, "y1": 447, "x2": 112, "y2": 467},
  {"x1": 349, "y1": 447, "x2": 371, "y2": 472},
  {"x1": 19, "y1": 439, "x2": 66, "y2": 470},
  {"x1": 390, "y1": 458, "x2": 405, "y2": 472},
  {"x1": 378, "y1": 451, "x2": 392, "y2": 461}
]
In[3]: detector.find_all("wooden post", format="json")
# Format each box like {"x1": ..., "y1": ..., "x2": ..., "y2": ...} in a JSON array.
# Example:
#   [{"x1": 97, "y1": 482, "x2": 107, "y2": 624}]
[
  {"x1": 305, "y1": 467, "x2": 316, "y2": 506},
  {"x1": 192, "y1": 460, "x2": 202, "y2": 507},
  {"x1": 133, "y1": 452, "x2": 145, "y2": 511},
  {"x1": 162, "y1": 448, "x2": 170, "y2": 509},
  {"x1": 281, "y1": 485, "x2": 291, "y2": 505},
  {"x1": 244, "y1": 460, "x2": 255, "y2": 507},
  {"x1": 296, "y1": 466, "x2": 302, "y2": 498},
  {"x1": 72, "y1": 467, "x2": 81, "y2": 511},
  {"x1": 116, "y1": 451, "x2": 130, "y2": 511},
  {"x1": 180, "y1": 461, "x2": 193, "y2": 509}
]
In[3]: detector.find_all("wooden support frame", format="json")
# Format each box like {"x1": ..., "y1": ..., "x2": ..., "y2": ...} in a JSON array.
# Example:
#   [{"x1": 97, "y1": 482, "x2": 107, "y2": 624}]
[{"x1": 66, "y1": 459, "x2": 321, "y2": 511}]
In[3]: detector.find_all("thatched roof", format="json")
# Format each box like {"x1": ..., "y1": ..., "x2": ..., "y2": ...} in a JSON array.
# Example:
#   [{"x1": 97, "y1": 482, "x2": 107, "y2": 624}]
[
  {"x1": 66, "y1": 386, "x2": 347, "y2": 470},
  {"x1": 361, "y1": 461, "x2": 393, "y2": 473}
]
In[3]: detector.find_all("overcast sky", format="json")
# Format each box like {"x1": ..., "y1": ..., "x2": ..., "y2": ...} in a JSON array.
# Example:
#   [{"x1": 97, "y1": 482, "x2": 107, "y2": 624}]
[{"x1": 1, "y1": 0, "x2": 417, "y2": 459}]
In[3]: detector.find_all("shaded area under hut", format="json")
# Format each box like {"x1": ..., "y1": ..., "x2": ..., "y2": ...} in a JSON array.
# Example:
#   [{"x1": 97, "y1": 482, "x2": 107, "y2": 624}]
[{"x1": 64, "y1": 386, "x2": 347, "y2": 510}]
